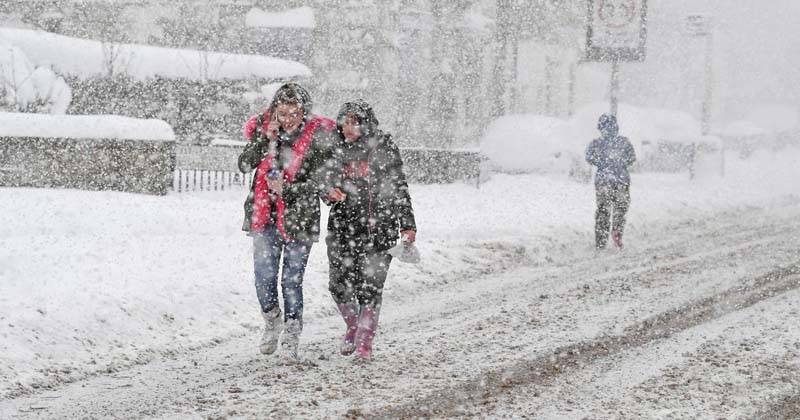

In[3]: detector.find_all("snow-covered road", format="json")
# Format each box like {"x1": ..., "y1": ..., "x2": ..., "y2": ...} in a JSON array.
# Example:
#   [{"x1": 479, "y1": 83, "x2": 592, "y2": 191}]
[
  {"x1": 3, "y1": 149, "x2": 800, "y2": 418},
  {"x1": 3, "y1": 204, "x2": 799, "y2": 419}
]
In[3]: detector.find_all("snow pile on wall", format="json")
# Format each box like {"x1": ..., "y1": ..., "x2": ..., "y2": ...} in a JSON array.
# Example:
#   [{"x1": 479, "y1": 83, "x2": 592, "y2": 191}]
[
  {"x1": 482, "y1": 103, "x2": 705, "y2": 173},
  {"x1": 744, "y1": 105, "x2": 798, "y2": 134},
  {"x1": 0, "y1": 112, "x2": 175, "y2": 141},
  {"x1": 715, "y1": 105, "x2": 797, "y2": 140},
  {"x1": 567, "y1": 103, "x2": 701, "y2": 148},
  {"x1": 481, "y1": 114, "x2": 577, "y2": 173},
  {"x1": 718, "y1": 120, "x2": 768, "y2": 137},
  {"x1": 245, "y1": 6, "x2": 315, "y2": 28},
  {"x1": 0, "y1": 39, "x2": 71, "y2": 114},
  {"x1": 0, "y1": 28, "x2": 311, "y2": 82}
]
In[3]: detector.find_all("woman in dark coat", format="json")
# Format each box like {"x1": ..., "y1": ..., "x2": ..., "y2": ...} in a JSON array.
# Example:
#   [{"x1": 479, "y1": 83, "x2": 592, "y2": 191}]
[{"x1": 326, "y1": 100, "x2": 417, "y2": 360}]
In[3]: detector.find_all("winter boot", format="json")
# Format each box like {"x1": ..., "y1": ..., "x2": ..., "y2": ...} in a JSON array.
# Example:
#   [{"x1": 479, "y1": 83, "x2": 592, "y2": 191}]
[
  {"x1": 337, "y1": 303, "x2": 359, "y2": 355},
  {"x1": 354, "y1": 306, "x2": 380, "y2": 360},
  {"x1": 259, "y1": 307, "x2": 282, "y2": 355},
  {"x1": 612, "y1": 230, "x2": 623, "y2": 249},
  {"x1": 281, "y1": 319, "x2": 302, "y2": 359}
]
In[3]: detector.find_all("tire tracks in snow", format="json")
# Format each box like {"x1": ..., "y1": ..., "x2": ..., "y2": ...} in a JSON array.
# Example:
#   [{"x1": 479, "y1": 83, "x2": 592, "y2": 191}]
[
  {"x1": 3, "y1": 207, "x2": 800, "y2": 418},
  {"x1": 373, "y1": 264, "x2": 800, "y2": 418},
  {"x1": 756, "y1": 393, "x2": 800, "y2": 420}
]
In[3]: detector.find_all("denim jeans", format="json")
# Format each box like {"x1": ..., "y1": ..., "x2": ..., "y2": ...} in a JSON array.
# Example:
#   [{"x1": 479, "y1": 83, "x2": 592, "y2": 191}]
[{"x1": 253, "y1": 226, "x2": 312, "y2": 322}]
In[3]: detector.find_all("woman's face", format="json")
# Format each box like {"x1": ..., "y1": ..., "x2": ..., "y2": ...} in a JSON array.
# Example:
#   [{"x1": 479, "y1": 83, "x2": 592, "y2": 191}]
[
  {"x1": 275, "y1": 102, "x2": 304, "y2": 134},
  {"x1": 342, "y1": 114, "x2": 362, "y2": 143}
]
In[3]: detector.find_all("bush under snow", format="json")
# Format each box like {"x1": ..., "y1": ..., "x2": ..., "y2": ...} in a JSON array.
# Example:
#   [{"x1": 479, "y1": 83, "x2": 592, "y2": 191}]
[{"x1": 0, "y1": 39, "x2": 71, "y2": 114}]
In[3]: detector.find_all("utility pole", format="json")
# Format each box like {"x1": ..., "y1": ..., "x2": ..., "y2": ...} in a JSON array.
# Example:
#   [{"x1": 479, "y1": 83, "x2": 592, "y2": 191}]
[
  {"x1": 685, "y1": 14, "x2": 721, "y2": 176},
  {"x1": 701, "y1": 29, "x2": 714, "y2": 136},
  {"x1": 685, "y1": 14, "x2": 714, "y2": 135},
  {"x1": 491, "y1": 0, "x2": 513, "y2": 117}
]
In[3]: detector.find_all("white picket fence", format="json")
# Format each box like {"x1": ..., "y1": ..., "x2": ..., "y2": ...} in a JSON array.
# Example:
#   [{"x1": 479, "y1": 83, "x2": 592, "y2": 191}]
[{"x1": 172, "y1": 168, "x2": 253, "y2": 192}]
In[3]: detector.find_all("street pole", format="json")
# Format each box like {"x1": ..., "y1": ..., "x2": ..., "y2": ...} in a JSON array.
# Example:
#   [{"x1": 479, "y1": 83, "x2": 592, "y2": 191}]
[
  {"x1": 701, "y1": 31, "x2": 713, "y2": 136},
  {"x1": 609, "y1": 57, "x2": 620, "y2": 116},
  {"x1": 702, "y1": 30, "x2": 724, "y2": 176},
  {"x1": 686, "y1": 13, "x2": 722, "y2": 177}
]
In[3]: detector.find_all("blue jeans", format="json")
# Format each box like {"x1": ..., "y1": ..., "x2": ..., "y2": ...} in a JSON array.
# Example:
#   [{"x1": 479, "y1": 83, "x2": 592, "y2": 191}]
[{"x1": 252, "y1": 226, "x2": 312, "y2": 322}]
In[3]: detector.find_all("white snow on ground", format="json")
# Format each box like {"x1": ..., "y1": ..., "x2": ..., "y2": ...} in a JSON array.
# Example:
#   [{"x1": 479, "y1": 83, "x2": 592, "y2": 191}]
[
  {"x1": 0, "y1": 112, "x2": 174, "y2": 141},
  {"x1": 245, "y1": 6, "x2": 315, "y2": 29},
  {"x1": 0, "y1": 28, "x2": 311, "y2": 81},
  {"x1": 0, "y1": 148, "x2": 798, "y2": 398}
]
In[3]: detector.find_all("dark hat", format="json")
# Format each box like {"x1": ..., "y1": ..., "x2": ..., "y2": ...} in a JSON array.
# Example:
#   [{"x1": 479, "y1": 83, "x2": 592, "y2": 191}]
[
  {"x1": 597, "y1": 113, "x2": 618, "y2": 130},
  {"x1": 597, "y1": 113, "x2": 619, "y2": 137},
  {"x1": 336, "y1": 99, "x2": 379, "y2": 138}
]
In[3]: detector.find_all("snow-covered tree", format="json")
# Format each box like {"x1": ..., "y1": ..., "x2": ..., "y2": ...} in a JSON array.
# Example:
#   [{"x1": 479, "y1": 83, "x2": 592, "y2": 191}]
[{"x1": 0, "y1": 41, "x2": 71, "y2": 114}]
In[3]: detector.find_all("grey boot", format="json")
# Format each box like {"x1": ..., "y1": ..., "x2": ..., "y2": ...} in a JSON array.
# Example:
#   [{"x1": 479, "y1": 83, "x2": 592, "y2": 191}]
[
  {"x1": 281, "y1": 319, "x2": 303, "y2": 359},
  {"x1": 259, "y1": 307, "x2": 282, "y2": 355}
]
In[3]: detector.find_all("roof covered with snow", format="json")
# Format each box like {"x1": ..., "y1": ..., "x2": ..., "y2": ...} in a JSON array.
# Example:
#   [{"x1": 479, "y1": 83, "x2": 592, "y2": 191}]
[
  {"x1": 245, "y1": 7, "x2": 315, "y2": 29},
  {"x1": 0, "y1": 28, "x2": 311, "y2": 81},
  {"x1": 0, "y1": 112, "x2": 175, "y2": 141}
]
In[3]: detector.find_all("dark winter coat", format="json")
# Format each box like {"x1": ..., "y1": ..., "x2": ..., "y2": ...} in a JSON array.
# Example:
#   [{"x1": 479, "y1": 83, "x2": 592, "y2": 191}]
[
  {"x1": 585, "y1": 131, "x2": 636, "y2": 187},
  {"x1": 239, "y1": 115, "x2": 337, "y2": 242},
  {"x1": 328, "y1": 124, "x2": 416, "y2": 252}
]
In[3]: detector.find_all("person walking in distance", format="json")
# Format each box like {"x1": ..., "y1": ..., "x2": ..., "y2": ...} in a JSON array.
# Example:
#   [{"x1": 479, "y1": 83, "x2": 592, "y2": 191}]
[
  {"x1": 585, "y1": 113, "x2": 636, "y2": 250},
  {"x1": 238, "y1": 83, "x2": 338, "y2": 358}
]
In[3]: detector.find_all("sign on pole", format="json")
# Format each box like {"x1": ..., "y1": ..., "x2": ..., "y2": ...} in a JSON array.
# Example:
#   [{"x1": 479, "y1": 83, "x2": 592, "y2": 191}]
[
  {"x1": 684, "y1": 14, "x2": 711, "y2": 36},
  {"x1": 586, "y1": 0, "x2": 648, "y2": 62}
]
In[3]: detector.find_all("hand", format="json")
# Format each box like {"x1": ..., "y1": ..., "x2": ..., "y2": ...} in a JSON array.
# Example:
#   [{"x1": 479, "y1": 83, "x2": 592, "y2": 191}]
[
  {"x1": 266, "y1": 118, "x2": 280, "y2": 141},
  {"x1": 400, "y1": 229, "x2": 416, "y2": 243},
  {"x1": 327, "y1": 188, "x2": 347, "y2": 202},
  {"x1": 267, "y1": 177, "x2": 283, "y2": 196}
]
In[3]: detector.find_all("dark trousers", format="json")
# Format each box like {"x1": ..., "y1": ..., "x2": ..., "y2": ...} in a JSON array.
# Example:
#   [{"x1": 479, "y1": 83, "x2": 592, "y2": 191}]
[
  {"x1": 595, "y1": 184, "x2": 630, "y2": 248},
  {"x1": 327, "y1": 231, "x2": 393, "y2": 309}
]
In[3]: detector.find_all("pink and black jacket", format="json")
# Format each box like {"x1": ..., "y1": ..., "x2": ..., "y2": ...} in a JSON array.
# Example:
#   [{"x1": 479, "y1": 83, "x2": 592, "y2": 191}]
[{"x1": 238, "y1": 111, "x2": 337, "y2": 242}]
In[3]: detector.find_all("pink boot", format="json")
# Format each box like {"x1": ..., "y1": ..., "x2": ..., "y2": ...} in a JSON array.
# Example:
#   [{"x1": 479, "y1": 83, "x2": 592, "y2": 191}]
[
  {"x1": 355, "y1": 306, "x2": 380, "y2": 360},
  {"x1": 612, "y1": 230, "x2": 623, "y2": 249},
  {"x1": 337, "y1": 303, "x2": 359, "y2": 355}
]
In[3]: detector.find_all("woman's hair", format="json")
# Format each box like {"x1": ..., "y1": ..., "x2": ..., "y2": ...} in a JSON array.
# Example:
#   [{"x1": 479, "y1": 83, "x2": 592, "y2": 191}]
[{"x1": 269, "y1": 82, "x2": 312, "y2": 116}]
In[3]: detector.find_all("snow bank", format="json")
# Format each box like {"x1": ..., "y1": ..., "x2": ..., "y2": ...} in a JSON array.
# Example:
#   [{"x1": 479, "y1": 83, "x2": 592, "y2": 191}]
[
  {"x1": 718, "y1": 120, "x2": 767, "y2": 137},
  {"x1": 0, "y1": 112, "x2": 175, "y2": 141},
  {"x1": 0, "y1": 28, "x2": 311, "y2": 81},
  {"x1": 568, "y1": 103, "x2": 702, "y2": 147},
  {"x1": 745, "y1": 105, "x2": 798, "y2": 133},
  {"x1": 481, "y1": 114, "x2": 577, "y2": 173},
  {"x1": 245, "y1": 6, "x2": 315, "y2": 29},
  {"x1": 714, "y1": 105, "x2": 797, "y2": 138}
]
